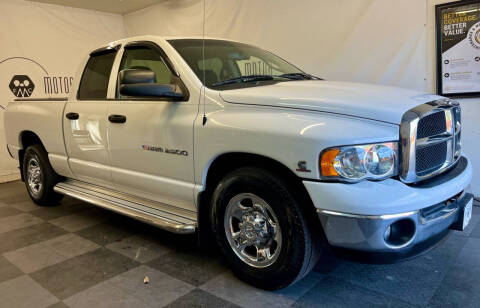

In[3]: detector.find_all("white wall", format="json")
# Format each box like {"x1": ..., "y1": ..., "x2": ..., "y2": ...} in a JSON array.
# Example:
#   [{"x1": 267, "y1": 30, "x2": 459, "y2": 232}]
[
  {"x1": 124, "y1": 0, "x2": 479, "y2": 196},
  {"x1": 0, "y1": 0, "x2": 126, "y2": 181},
  {"x1": 125, "y1": 0, "x2": 429, "y2": 92},
  {"x1": 1, "y1": 0, "x2": 478, "y2": 195}
]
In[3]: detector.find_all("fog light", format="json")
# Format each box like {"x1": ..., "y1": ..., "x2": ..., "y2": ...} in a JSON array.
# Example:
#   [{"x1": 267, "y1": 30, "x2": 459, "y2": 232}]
[
  {"x1": 384, "y1": 225, "x2": 391, "y2": 241},
  {"x1": 384, "y1": 219, "x2": 416, "y2": 248}
]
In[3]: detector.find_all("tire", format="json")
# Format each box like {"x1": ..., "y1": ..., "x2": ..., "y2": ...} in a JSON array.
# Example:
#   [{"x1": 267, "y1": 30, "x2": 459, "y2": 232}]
[
  {"x1": 22, "y1": 144, "x2": 64, "y2": 205},
  {"x1": 211, "y1": 167, "x2": 322, "y2": 290}
]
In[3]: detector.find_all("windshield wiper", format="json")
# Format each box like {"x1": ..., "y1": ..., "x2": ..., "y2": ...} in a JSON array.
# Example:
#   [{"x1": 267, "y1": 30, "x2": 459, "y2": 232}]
[
  {"x1": 211, "y1": 74, "x2": 275, "y2": 87},
  {"x1": 277, "y1": 72, "x2": 323, "y2": 80},
  {"x1": 210, "y1": 73, "x2": 322, "y2": 87}
]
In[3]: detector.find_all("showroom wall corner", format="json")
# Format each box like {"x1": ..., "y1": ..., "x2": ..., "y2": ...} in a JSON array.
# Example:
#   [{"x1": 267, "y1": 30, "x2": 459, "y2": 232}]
[{"x1": 0, "y1": 0, "x2": 127, "y2": 182}]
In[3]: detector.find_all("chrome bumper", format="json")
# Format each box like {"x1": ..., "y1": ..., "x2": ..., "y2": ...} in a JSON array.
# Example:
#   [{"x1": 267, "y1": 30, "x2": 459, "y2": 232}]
[{"x1": 317, "y1": 191, "x2": 473, "y2": 252}]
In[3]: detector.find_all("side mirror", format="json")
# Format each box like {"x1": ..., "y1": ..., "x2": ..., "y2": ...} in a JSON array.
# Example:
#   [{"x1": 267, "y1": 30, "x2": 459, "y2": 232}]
[{"x1": 118, "y1": 69, "x2": 183, "y2": 100}]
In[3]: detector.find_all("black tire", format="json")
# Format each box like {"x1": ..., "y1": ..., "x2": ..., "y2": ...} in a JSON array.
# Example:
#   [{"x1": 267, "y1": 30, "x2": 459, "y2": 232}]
[
  {"x1": 22, "y1": 144, "x2": 64, "y2": 206},
  {"x1": 211, "y1": 167, "x2": 322, "y2": 290}
]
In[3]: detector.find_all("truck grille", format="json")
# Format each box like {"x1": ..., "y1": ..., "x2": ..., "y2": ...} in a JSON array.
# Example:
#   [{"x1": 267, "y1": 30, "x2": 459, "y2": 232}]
[
  {"x1": 399, "y1": 100, "x2": 461, "y2": 183},
  {"x1": 415, "y1": 141, "x2": 447, "y2": 176},
  {"x1": 416, "y1": 111, "x2": 446, "y2": 139}
]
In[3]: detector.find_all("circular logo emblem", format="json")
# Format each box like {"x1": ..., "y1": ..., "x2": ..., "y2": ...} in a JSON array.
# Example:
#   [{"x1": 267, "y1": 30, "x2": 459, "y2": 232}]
[
  {"x1": 468, "y1": 22, "x2": 480, "y2": 49},
  {"x1": 9, "y1": 75, "x2": 35, "y2": 97}
]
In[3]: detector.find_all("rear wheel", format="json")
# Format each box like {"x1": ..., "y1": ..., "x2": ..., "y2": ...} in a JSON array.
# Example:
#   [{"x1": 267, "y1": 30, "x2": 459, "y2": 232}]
[
  {"x1": 22, "y1": 144, "x2": 63, "y2": 205},
  {"x1": 211, "y1": 167, "x2": 322, "y2": 290}
]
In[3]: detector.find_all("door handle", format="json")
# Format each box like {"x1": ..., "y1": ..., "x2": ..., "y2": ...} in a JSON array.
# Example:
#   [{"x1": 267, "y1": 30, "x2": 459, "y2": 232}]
[
  {"x1": 65, "y1": 112, "x2": 79, "y2": 120},
  {"x1": 108, "y1": 114, "x2": 127, "y2": 123}
]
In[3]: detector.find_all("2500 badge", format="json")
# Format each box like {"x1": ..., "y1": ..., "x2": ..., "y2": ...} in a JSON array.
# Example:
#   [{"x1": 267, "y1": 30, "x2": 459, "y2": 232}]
[{"x1": 142, "y1": 145, "x2": 188, "y2": 156}]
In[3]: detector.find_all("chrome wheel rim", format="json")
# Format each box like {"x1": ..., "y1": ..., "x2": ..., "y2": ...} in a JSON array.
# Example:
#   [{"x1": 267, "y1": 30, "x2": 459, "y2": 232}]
[
  {"x1": 224, "y1": 193, "x2": 282, "y2": 268},
  {"x1": 26, "y1": 155, "x2": 42, "y2": 197}
]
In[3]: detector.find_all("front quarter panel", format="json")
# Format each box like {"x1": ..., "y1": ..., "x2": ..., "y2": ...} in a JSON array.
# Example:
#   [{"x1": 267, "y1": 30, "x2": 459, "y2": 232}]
[{"x1": 195, "y1": 94, "x2": 399, "y2": 185}]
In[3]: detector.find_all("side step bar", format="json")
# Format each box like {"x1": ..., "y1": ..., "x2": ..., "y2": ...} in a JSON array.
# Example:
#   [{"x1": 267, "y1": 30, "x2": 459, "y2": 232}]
[{"x1": 54, "y1": 179, "x2": 197, "y2": 234}]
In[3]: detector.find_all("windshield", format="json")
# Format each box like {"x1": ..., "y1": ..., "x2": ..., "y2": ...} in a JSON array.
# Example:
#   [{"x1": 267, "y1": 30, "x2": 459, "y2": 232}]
[{"x1": 168, "y1": 39, "x2": 307, "y2": 89}]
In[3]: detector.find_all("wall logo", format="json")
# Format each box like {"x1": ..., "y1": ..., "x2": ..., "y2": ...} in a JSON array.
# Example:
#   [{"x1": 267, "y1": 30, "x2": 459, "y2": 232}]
[
  {"x1": 43, "y1": 76, "x2": 74, "y2": 95},
  {"x1": 468, "y1": 22, "x2": 480, "y2": 49},
  {"x1": 1, "y1": 57, "x2": 73, "y2": 99},
  {"x1": 9, "y1": 75, "x2": 35, "y2": 97}
]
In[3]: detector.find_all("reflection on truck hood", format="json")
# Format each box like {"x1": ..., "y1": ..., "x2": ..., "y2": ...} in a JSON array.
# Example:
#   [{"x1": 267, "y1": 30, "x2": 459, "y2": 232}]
[{"x1": 219, "y1": 80, "x2": 444, "y2": 125}]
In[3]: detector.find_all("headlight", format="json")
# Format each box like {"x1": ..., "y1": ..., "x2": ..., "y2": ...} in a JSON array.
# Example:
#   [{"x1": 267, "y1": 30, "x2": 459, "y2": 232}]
[{"x1": 320, "y1": 142, "x2": 398, "y2": 182}]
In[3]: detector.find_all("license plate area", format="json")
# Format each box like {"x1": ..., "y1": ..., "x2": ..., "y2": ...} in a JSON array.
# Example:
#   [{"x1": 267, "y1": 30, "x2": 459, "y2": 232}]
[
  {"x1": 462, "y1": 199, "x2": 473, "y2": 230},
  {"x1": 450, "y1": 193, "x2": 474, "y2": 231}
]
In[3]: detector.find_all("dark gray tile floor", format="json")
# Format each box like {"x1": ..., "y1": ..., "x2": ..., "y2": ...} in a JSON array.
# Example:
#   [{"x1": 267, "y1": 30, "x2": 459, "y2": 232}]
[{"x1": 0, "y1": 180, "x2": 479, "y2": 308}]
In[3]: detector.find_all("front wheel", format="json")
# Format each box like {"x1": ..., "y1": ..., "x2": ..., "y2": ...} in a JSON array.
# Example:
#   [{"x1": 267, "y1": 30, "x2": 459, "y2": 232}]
[
  {"x1": 22, "y1": 144, "x2": 63, "y2": 205},
  {"x1": 211, "y1": 167, "x2": 321, "y2": 290}
]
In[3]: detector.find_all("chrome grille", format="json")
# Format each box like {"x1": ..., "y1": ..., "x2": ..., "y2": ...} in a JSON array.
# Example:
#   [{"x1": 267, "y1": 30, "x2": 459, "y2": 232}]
[
  {"x1": 399, "y1": 99, "x2": 461, "y2": 183},
  {"x1": 453, "y1": 106, "x2": 462, "y2": 160},
  {"x1": 415, "y1": 141, "x2": 447, "y2": 176},
  {"x1": 416, "y1": 111, "x2": 446, "y2": 139}
]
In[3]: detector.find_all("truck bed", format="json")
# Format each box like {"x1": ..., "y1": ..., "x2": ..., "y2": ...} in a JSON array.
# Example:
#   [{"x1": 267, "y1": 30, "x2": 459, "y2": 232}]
[{"x1": 4, "y1": 98, "x2": 69, "y2": 166}]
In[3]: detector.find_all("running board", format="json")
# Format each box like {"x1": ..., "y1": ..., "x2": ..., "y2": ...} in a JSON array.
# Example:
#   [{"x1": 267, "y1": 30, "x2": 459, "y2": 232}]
[{"x1": 54, "y1": 179, "x2": 197, "y2": 234}]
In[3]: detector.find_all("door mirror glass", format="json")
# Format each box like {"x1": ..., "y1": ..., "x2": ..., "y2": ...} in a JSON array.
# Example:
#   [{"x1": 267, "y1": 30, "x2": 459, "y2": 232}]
[{"x1": 118, "y1": 69, "x2": 183, "y2": 100}]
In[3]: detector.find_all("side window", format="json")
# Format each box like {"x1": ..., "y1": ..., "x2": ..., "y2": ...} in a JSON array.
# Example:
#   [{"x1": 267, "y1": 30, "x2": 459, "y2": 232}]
[
  {"x1": 78, "y1": 50, "x2": 117, "y2": 100},
  {"x1": 117, "y1": 46, "x2": 175, "y2": 98}
]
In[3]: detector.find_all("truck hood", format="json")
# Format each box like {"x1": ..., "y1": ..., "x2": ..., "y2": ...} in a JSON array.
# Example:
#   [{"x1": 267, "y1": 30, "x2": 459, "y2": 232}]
[{"x1": 219, "y1": 80, "x2": 443, "y2": 125}]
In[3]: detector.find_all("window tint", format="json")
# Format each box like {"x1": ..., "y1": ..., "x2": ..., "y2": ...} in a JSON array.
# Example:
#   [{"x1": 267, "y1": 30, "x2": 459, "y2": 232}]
[
  {"x1": 168, "y1": 39, "x2": 303, "y2": 88},
  {"x1": 118, "y1": 47, "x2": 174, "y2": 94},
  {"x1": 78, "y1": 50, "x2": 117, "y2": 100},
  {"x1": 197, "y1": 57, "x2": 223, "y2": 85}
]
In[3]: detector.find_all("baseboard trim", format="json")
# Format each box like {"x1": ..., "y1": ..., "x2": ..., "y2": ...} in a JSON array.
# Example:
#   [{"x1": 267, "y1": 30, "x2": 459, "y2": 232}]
[{"x1": 0, "y1": 172, "x2": 21, "y2": 183}]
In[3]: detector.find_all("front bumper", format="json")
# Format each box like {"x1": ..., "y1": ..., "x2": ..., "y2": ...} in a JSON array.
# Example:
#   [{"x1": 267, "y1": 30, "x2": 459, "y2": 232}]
[
  {"x1": 317, "y1": 191, "x2": 472, "y2": 253},
  {"x1": 306, "y1": 156, "x2": 473, "y2": 253}
]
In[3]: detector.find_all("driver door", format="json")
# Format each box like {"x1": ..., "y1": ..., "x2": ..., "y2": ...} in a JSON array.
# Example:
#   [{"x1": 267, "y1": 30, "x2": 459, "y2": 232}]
[{"x1": 107, "y1": 42, "x2": 197, "y2": 211}]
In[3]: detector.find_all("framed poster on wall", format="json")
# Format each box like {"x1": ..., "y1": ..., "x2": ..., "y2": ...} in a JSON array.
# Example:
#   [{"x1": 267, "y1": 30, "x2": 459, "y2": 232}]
[{"x1": 436, "y1": 0, "x2": 480, "y2": 97}]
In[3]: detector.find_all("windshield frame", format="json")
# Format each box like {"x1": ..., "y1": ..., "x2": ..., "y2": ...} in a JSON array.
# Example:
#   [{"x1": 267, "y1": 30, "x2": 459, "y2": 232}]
[{"x1": 167, "y1": 38, "x2": 308, "y2": 90}]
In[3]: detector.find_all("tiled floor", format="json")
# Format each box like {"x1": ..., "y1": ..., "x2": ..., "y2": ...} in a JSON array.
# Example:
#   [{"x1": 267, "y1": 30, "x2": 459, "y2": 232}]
[{"x1": 0, "y1": 180, "x2": 479, "y2": 308}]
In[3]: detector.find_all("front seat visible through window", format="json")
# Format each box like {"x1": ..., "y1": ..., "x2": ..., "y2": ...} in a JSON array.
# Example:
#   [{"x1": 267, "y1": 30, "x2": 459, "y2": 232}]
[{"x1": 117, "y1": 46, "x2": 177, "y2": 98}]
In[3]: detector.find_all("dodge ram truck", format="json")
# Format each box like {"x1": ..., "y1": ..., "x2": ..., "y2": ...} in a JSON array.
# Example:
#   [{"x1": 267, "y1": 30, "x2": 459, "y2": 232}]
[{"x1": 3, "y1": 36, "x2": 473, "y2": 290}]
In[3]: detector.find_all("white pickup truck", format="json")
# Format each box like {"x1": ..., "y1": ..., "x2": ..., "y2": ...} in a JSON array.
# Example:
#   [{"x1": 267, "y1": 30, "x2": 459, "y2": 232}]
[{"x1": 3, "y1": 35, "x2": 474, "y2": 290}]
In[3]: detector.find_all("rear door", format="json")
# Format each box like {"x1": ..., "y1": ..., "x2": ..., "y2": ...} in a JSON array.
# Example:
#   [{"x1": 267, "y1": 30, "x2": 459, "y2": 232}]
[
  {"x1": 107, "y1": 42, "x2": 198, "y2": 211},
  {"x1": 63, "y1": 47, "x2": 118, "y2": 188}
]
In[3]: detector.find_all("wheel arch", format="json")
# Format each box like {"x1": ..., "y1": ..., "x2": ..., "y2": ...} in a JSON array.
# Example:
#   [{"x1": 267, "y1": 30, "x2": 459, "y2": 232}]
[
  {"x1": 197, "y1": 152, "x2": 321, "y2": 246},
  {"x1": 18, "y1": 131, "x2": 45, "y2": 181}
]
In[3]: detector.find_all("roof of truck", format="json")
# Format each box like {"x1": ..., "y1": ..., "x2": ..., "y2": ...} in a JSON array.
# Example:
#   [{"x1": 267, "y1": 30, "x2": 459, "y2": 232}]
[{"x1": 106, "y1": 35, "x2": 240, "y2": 47}]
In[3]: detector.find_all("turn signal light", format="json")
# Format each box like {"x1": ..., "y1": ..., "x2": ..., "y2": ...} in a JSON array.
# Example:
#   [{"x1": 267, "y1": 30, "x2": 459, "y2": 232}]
[{"x1": 320, "y1": 148, "x2": 339, "y2": 176}]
